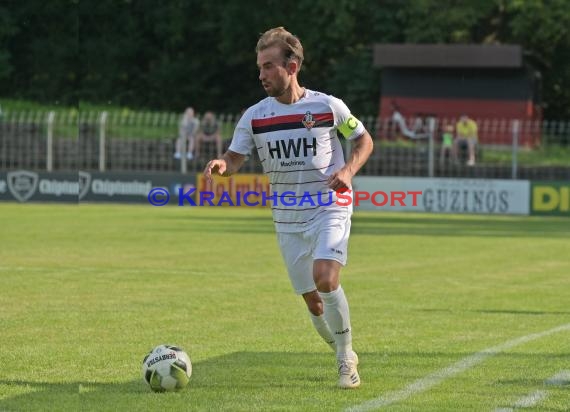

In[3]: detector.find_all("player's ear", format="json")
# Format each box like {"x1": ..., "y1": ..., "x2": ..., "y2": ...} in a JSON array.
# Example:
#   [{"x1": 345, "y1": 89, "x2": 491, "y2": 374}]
[{"x1": 287, "y1": 60, "x2": 299, "y2": 75}]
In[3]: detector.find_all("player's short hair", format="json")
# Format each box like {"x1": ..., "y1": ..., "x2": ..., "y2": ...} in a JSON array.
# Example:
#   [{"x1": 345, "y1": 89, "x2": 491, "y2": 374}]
[{"x1": 256, "y1": 27, "x2": 304, "y2": 70}]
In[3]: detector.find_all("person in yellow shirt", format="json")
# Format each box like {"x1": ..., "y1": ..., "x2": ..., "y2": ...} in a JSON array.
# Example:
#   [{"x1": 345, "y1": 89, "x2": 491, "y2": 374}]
[{"x1": 453, "y1": 114, "x2": 478, "y2": 166}]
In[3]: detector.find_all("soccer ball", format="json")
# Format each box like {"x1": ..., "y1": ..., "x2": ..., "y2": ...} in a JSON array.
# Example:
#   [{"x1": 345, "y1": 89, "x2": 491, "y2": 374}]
[{"x1": 142, "y1": 344, "x2": 192, "y2": 392}]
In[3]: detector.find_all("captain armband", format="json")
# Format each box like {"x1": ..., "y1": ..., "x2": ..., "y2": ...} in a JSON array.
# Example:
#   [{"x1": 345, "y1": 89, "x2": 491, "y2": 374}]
[{"x1": 338, "y1": 115, "x2": 361, "y2": 139}]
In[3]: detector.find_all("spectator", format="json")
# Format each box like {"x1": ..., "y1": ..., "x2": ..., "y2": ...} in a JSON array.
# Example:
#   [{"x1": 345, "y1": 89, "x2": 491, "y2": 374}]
[
  {"x1": 453, "y1": 114, "x2": 478, "y2": 166},
  {"x1": 390, "y1": 101, "x2": 430, "y2": 140},
  {"x1": 174, "y1": 107, "x2": 200, "y2": 160},
  {"x1": 439, "y1": 124, "x2": 454, "y2": 166},
  {"x1": 195, "y1": 111, "x2": 223, "y2": 159}
]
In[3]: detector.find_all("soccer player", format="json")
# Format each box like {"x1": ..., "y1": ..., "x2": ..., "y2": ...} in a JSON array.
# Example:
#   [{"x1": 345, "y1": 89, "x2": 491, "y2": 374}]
[{"x1": 203, "y1": 27, "x2": 373, "y2": 389}]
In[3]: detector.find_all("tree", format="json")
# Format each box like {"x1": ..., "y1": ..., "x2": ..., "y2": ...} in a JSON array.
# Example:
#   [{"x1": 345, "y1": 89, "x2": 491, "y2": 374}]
[
  {"x1": 506, "y1": 0, "x2": 570, "y2": 118},
  {"x1": 0, "y1": 0, "x2": 78, "y2": 104},
  {"x1": 1, "y1": 0, "x2": 569, "y2": 118},
  {"x1": 0, "y1": 4, "x2": 18, "y2": 83}
]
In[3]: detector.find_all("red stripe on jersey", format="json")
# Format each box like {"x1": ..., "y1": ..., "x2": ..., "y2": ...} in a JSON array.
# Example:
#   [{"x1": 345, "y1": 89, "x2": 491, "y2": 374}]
[{"x1": 251, "y1": 112, "x2": 333, "y2": 128}]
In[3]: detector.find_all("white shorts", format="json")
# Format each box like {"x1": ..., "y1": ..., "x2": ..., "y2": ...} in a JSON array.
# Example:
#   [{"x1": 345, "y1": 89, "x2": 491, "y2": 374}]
[{"x1": 276, "y1": 209, "x2": 351, "y2": 295}]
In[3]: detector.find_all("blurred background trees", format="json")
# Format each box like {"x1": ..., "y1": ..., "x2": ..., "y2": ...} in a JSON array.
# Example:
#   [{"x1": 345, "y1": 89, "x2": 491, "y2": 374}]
[{"x1": 0, "y1": 0, "x2": 568, "y2": 117}]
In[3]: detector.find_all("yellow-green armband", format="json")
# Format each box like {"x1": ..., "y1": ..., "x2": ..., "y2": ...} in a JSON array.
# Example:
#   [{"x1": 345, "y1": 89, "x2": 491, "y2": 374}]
[{"x1": 338, "y1": 115, "x2": 360, "y2": 138}]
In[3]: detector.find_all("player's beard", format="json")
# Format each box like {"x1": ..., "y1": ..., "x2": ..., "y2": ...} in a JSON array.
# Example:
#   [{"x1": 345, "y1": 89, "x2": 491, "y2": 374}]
[{"x1": 263, "y1": 78, "x2": 289, "y2": 98}]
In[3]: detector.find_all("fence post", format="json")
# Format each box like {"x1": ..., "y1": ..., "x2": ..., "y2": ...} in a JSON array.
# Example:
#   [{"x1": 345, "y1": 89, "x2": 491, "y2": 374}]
[
  {"x1": 180, "y1": 123, "x2": 187, "y2": 174},
  {"x1": 428, "y1": 117, "x2": 436, "y2": 177},
  {"x1": 99, "y1": 111, "x2": 108, "y2": 172},
  {"x1": 511, "y1": 119, "x2": 519, "y2": 179},
  {"x1": 46, "y1": 111, "x2": 55, "y2": 172}
]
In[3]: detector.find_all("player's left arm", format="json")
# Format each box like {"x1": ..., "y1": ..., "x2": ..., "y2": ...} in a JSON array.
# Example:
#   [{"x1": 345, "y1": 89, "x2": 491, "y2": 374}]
[{"x1": 327, "y1": 131, "x2": 374, "y2": 191}]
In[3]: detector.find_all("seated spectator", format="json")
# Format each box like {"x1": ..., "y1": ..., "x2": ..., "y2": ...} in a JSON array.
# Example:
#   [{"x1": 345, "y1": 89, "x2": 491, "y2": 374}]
[
  {"x1": 174, "y1": 107, "x2": 200, "y2": 160},
  {"x1": 195, "y1": 111, "x2": 223, "y2": 159},
  {"x1": 453, "y1": 114, "x2": 478, "y2": 166}
]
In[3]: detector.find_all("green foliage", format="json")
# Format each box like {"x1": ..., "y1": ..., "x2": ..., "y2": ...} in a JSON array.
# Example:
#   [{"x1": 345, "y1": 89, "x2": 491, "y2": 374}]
[
  {"x1": 0, "y1": 0, "x2": 569, "y2": 117},
  {"x1": 506, "y1": 0, "x2": 570, "y2": 117},
  {"x1": 0, "y1": 1, "x2": 78, "y2": 104},
  {"x1": 483, "y1": 144, "x2": 570, "y2": 166},
  {"x1": 0, "y1": 4, "x2": 17, "y2": 81},
  {"x1": 399, "y1": 0, "x2": 496, "y2": 43}
]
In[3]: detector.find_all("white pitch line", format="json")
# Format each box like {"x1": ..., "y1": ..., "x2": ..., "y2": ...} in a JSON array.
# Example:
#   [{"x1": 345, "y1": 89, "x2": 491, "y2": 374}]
[
  {"x1": 494, "y1": 369, "x2": 569, "y2": 411},
  {"x1": 512, "y1": 389, "x2": 548, "y2": 408},
  {"x1": 545, "y1": 370, "x2": 570, "y2": 386},
  {"x1": 346, "y1": 322, "x2": 570, "y2": 412}
]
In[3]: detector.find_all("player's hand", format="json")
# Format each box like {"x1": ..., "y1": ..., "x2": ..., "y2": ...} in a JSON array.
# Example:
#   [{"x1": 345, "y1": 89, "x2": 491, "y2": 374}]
[
  {"x1": 203, "y1": 159, "x2": 227, "y2": 183},
  {"x1": 327, "y1": 167, "x2": 353, "y2": 192}
]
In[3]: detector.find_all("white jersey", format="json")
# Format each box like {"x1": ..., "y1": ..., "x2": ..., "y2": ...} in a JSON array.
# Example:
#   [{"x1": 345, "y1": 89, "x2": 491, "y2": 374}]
[{"x1": 229, "y1": 89, "x2": 366, "y2": 233}]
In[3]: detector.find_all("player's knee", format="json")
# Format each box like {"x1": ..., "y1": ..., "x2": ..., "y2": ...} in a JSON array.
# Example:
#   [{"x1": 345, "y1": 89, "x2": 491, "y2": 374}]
[
  {"x1": 315, "y1": 275, "x2": 338, "y2": 293},
  {"x1": 303, "y1": 293, "x2": 324, "y2": 315},
  {"x1": 314, "y1": 277, "x2": 326, "y2": 292},
  {"x1": 306, "y1": 300, "x2": 323, "y2": 316},
  {"x1": 313, "y1": 260, "x2": 341, "y2": 292}
]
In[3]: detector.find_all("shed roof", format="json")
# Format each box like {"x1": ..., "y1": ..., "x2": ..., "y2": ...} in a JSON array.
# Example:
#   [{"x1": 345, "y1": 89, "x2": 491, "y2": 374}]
[{"x1": 373, "y1": 44, "x2": 522, "y2": 68}]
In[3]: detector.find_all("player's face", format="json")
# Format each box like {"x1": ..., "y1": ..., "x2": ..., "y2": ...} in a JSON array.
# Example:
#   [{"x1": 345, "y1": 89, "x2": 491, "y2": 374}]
[{"x1": 257, "y1": 46, "x2": 291, "y2": 97}]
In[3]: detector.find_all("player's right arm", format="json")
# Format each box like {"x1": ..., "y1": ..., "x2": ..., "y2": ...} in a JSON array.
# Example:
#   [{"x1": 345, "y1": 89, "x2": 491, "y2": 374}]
[
  {"x1": 203, "y1": 150, "x2": 246, "y2": 182},
  {"x1": 204, "y1": 106, "x2": 254, "y2": 182}
]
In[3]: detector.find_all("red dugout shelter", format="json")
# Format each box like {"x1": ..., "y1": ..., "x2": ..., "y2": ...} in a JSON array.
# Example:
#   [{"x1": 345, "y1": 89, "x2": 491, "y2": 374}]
[{"x1": 374, "y1": 44, "x2": 542, "y2": 146}]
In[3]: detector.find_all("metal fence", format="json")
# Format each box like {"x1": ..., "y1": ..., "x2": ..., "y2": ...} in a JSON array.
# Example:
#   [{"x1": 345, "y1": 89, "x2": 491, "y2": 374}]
[{"x1": 1, "y1": 110, "x2": 568, "y2": 179}]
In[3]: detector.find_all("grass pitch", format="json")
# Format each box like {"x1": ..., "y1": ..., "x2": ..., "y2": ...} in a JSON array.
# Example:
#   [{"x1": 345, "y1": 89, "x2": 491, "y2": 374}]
[{"x1": 0, "y1": 203, "x2": 569, "y2": 411}]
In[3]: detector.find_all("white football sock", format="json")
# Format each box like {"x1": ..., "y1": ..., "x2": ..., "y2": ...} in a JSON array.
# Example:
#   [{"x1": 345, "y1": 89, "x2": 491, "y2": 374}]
[
  {"x1": 309, "y1": 312, "x2": 336, "y2": 351},
  {"x1": 318, "y1": 285, "x2": 353, "y2": 360}
]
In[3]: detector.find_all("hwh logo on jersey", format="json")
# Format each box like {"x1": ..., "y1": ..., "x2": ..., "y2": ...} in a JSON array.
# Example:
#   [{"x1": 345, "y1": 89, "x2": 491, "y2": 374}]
[{"x1": 267, "y1": 137, "x2": 317, "y2": 159}]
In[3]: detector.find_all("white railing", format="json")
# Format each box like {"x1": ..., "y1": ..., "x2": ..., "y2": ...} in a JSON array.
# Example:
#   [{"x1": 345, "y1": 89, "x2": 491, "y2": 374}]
[{"x1": 0, "y1": 110, "x2": 568, "y2": 179}]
